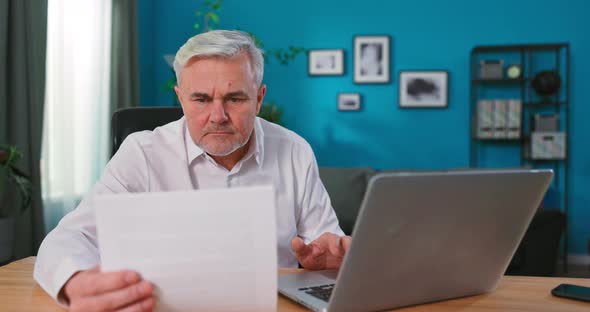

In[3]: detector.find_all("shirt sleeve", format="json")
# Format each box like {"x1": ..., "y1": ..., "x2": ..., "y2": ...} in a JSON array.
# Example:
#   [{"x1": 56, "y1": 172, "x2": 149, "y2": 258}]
[
  {"x1": 295, "y1": 143, "x2": 345, "y2": 243},
  {"x1": 33, "y1": 133, "x2": 149, "y2": 304}
]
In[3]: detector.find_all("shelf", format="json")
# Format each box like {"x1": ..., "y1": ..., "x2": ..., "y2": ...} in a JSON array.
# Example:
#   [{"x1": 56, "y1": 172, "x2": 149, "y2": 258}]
[
  {"x1": 472, "y1": 78, "x2": 524, "y2": 84},
  {"x1": 524, "y1": 101, "x2": 568, "y2": 107},
  {"x1": 473, "y1": 137, "x2": 524, "y2": 142},
  {"x1": 470, "y1": 42, "x2": 570, "y2": 272},
  {"x1": 524, "y1": 158, "x2": 567, "y2": 162},
  {"x1": 472, "y1": 43, "x2": 569, "y2": 53}
]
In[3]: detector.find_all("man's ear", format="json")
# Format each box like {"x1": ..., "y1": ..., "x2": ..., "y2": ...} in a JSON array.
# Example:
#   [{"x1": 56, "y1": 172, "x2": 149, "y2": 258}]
[
  {"x1": 174, "y1": 85, "x2": 181, "y2": 99},
  {"x1": 255, "y1": 84, "x2": 267, "y2": 115},
  {"x1": 175, "y1": 85, "x2": 186, "y2": 115}
]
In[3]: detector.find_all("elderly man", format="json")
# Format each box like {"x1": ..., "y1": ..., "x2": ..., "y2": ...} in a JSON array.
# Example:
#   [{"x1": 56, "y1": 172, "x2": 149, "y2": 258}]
[{"x1": 34, "y1": 30, "x2": 351, "y2": 311}]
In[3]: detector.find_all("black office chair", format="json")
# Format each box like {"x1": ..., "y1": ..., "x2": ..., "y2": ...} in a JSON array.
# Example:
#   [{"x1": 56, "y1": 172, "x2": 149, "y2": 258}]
[
  {"x1": 506, "y1": 210, "x2": 565, "y2": 276},
  {"x1": 111, "y1": 107, "x2": 184, "y2": 156}
]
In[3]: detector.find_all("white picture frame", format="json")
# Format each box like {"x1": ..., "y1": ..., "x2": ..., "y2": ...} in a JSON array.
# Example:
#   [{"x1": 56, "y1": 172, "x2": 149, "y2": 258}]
[
  {"x1": 308, "y1": 49, "x2": 344, "y2": 76},
  {"x1": 354, "y1": 35, "x2": 391, "y2": 83},
  {"x1": 399, "y1": 71, "x2": 449, "y2": 108},
  {"x1": 338, "y1": 93, "x2": 361, "y2": 111}
]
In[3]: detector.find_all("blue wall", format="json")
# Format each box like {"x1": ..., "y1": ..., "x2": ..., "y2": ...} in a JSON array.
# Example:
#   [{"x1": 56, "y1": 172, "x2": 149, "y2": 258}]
[{"x1": 138, "y1": 0, "x2": 590, "y2": 255}]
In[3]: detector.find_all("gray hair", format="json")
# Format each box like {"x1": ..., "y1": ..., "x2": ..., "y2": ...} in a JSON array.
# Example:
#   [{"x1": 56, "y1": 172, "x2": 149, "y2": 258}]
[{"x1": 173, "y1": 30, "x2": 264, "y2": 86}]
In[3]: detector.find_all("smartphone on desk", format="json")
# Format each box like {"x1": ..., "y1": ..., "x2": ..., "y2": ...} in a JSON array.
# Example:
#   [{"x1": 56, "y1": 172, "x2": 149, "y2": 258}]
[{"x1": 551, "y1": 283, "x2": 590, "y2": 303}]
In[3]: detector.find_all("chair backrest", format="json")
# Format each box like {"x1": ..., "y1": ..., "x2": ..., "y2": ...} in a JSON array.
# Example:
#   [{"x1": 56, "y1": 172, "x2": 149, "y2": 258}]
[{"x1": 111, "y1": 107, "x2": 184, "y2": 156}]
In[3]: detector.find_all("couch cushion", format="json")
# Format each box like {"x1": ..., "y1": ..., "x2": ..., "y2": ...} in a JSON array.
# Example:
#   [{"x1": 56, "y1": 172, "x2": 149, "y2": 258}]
[{"x1": 319, "y1": 167, "x2": 375, "y2": 235}]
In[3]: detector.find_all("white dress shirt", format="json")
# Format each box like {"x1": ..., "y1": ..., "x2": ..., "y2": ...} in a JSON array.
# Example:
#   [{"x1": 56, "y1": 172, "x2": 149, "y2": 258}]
[{"x1": 33, "y1": 116, "x2": 344, "y2": 302}]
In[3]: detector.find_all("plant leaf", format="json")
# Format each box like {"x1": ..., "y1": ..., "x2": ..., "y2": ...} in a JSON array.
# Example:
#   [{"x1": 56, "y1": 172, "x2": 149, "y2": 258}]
[
  {"x1": 0, "y1": 146, "x2": 32, "y2": 216},
  {"x1": 12, "y1": 171, "x2": 32, "y2": 214},
  {"x1": 208, "y1": 12, "x2": 219, "y2": 24},
  {"x1": 258, "y1": 101, "x2": 283, "y2": 125}
]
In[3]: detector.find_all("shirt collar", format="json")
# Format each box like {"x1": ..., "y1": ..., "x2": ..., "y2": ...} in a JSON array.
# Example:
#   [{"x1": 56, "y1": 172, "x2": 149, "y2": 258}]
[
  {"x1": 184, "y1": 119, "x2": 205, "y2": 164},
  {"x1": 252, "y1": 117, "x2": 264, "y2": 166},
  {"x1": 184, "y1": 117, "x2": 265, "y2": 167}
]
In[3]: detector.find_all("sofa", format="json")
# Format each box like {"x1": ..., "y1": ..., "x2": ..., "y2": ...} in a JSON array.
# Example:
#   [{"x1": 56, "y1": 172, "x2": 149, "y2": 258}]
[{"x1": 318, "y1": 167, "x2": 566, "y2": 277}]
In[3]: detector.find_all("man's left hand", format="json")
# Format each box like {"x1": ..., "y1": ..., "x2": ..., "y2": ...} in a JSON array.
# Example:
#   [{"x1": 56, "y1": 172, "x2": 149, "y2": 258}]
[{"x1": 291, "y1": 233, "x2": 352, "y2": 270}]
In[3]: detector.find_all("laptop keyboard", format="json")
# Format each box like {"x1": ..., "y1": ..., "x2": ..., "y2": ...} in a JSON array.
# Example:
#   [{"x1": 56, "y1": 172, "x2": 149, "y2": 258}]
[{"x1": 298, "y1": 284, "x2": 335, "y2": 302}]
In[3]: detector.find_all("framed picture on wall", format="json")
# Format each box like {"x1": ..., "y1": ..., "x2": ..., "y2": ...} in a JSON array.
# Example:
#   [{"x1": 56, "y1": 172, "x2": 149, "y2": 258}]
[
  {"x1": 399, "y1": 70, "x2": 449, "y2": 108},
  {"x1": 308, "y1": 49, "x2": 345, "y2": 76},
  {"x1": 338, "y1": 93, "x2": 361, "y2": 111},
  {"x1": 354, "y1": 35, "x2": 391, "y2": 83}
]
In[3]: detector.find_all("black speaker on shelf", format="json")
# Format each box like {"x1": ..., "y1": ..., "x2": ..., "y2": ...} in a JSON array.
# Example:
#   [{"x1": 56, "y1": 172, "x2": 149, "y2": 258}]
[{"x1": 531, "y1": 71, "x2": 561, "y2": 96}]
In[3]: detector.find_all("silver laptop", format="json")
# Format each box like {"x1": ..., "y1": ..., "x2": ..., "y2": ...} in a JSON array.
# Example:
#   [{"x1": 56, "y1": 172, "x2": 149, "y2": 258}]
[{"x1": 278, "y1": 169, "x2": 553, "y2": 312}]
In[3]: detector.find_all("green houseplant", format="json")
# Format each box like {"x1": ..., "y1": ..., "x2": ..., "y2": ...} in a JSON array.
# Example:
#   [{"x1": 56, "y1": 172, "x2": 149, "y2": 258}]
[
  {"x1": 0, "y1": 145, "x2": 32, "y2": 264},
  {"x1": 163, "y1": 0, "x2": 304, "y2": 126}
]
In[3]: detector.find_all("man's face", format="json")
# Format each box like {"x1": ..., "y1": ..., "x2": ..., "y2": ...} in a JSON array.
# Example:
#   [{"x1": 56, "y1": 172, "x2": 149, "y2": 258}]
[{"x1": 175, "y1": 52, "x2": 266, "y2": 157}]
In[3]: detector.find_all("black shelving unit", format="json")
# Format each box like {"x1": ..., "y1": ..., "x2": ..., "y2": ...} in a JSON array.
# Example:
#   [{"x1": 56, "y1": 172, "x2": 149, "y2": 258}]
[{"x1": 469, "y1": 43, "x2": 570, "y2": 270}]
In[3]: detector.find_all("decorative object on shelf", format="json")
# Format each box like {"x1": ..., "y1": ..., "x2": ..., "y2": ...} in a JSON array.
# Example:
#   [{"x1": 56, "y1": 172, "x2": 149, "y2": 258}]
[
  {"x1": 533, "y1": 114, "x2": 559, "y2": 132},
  {"x1": 479, "y1": 60, "x2": 504, "y2": 79},
  {"x1": 507, "y1": 99, "x2": 522, "y2": 139},
  {"x1": 353, "y1": 35, "x2": 390, "y2": 83},
  {"x1": 531, "y1": 132, "x2": 566, "y2": 160},
  {"x1": 338, "y1": 93, "x2": 361, "y2": 111},
  {"x1": 531, "y1": 70, "x2": 561, "y2": 96},
  {"x1": 399, "y1": 71, "x2": 448, "y2": 108},
  {"x1": 477, "y1": 99, "x2": 521, "y2": 139},
  {"x1": 476, "y1": 100, "x2": 494, "y2": 138},
  {"x1": 506, "y1": 64, "x2": 522, "y2": 79},
  {"x1": 308, "y1": 49, "x2": 344, "y2": 76},
  {"x1": 492, "y1": 99, "x2": 508, "y2": 138}
]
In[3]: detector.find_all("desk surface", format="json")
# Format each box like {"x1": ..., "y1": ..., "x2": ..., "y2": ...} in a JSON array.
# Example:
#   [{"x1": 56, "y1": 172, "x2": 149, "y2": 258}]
[{"x1": 1, "y1": 257, "x2": 590, "y2": 311}]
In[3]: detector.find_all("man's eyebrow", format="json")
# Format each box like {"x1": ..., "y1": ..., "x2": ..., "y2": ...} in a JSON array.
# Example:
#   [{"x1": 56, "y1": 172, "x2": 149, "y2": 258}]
[
  {"x1": 224, "y1": 91, "x2": 250, "y2": 99},
  {"x1": 189, "y1": 92, "x2": 212, "y2": 98}
]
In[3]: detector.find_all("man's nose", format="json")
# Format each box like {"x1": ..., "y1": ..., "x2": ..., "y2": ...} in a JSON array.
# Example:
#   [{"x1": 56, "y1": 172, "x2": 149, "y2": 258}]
[{"x1": 209, "y1": 99, "x2": 228, "y2": 123}]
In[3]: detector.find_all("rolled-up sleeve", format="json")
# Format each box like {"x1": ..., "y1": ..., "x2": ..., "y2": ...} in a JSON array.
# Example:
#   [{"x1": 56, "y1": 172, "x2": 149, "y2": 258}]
[{"x1": 295, "y1": 143, "x2": 344, "y2": 243}]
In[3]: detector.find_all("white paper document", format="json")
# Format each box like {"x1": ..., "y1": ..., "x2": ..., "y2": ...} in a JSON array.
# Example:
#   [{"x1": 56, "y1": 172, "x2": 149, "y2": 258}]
[{"x1": 93, "y1": 186, "x2": 277, "y2": 312}]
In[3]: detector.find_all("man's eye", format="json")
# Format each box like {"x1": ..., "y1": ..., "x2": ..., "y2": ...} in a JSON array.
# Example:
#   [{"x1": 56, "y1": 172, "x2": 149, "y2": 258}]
[
  {"x1": 229, "y1": 98, "x2": 245, "y2": 103},
  {"x1": 193, "y1": 98, "x2": 208, "y2": 103}
]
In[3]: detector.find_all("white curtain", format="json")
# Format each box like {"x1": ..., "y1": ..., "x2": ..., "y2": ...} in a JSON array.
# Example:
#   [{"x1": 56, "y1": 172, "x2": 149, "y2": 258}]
[{"x1": 41, "y1": 0, "x2": 112, "y2": 232}]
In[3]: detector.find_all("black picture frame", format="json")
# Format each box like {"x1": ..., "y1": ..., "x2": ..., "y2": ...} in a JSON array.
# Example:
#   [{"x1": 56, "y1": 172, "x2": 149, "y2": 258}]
[
  {"x1": 308, "y1": 49, "x2": 345, "y2": 76},
  {"x1": 399, "y1": 70, "x2": 449, "y2": 108},
  {"x1": 337, "y1": 93, "x2": 362, "y2": 111},
  {"x1": 353, "y1": 35, "x2": 391, "y2": 84}
]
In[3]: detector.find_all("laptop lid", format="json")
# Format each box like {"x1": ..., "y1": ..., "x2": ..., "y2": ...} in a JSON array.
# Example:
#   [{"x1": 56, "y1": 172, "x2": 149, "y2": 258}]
[{"x1": 327, "y1": 169, "x2": 553, "y2": 312}]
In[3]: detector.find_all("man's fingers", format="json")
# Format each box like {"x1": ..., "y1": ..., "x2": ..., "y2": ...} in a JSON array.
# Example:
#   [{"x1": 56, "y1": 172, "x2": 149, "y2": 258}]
[
  {"x1": 310, "y1": 243, "x2": 325, "y2": 258},
  {"x1": 340, "y1": 236, "x2": 352, "y2": 253},
  {"x1": 80, "y1": 270, "x2": 141, "y2": 296},
  {"x1": 291, "y1": 237, "x2": 304, "y2": 252},
  {"x1": 327, "y1": 236, "x2": 343, "y2": 257},
  {"x1": 293, "y1": 234, "x2": 352, "y2": 270},
  {"x1": 291, "y1": 237, "x2": 312, "y2": 258},
  {"x1": 87, "y1": 280, "x2": 153, "y2": 311},
  {"x1": 117, "y1": 296, "x2": 156, "y2": 312}
]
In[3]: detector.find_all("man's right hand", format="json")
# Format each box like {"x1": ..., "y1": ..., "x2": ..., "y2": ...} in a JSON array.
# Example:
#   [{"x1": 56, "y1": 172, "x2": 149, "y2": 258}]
[{"x1": 62, "y1": 265, "x2": 155, "y2": 312}]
